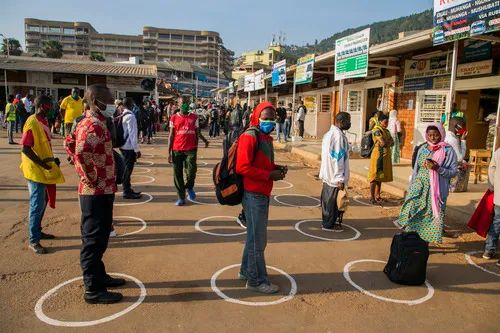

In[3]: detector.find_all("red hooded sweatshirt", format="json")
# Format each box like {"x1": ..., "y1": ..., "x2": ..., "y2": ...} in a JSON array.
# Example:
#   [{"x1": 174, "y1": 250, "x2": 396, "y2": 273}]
[{"x1": 236, "y1": 102, "x2": 276, "y2": 197}]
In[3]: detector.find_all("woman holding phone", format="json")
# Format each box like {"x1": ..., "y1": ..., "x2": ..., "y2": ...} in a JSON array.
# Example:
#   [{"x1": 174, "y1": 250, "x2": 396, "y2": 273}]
[{"x1": 398, "y1": 123, "x2": 458, "y2": 243}]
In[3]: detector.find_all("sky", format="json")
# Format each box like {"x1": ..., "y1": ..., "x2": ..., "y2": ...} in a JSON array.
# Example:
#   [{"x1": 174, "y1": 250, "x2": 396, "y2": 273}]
[{"x1": 1, "y1": 0, "x2": 433, "y2": 56}]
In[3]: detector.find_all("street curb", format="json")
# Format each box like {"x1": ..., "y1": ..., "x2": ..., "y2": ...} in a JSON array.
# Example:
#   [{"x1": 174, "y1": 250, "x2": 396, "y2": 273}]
[{"x1": 276, "y1": 143, "x2": 472, "y2": 225}]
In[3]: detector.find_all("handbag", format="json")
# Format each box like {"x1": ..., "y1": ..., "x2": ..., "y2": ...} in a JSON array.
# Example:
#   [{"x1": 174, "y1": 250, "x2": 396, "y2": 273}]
[{"x1": 467, "y1": 190, "x2": 494, "y2": 238}]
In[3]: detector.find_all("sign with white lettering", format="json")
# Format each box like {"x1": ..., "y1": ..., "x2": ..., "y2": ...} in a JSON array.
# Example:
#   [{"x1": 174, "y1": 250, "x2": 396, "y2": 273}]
[
  {"x1": 335, "y1": 28, "x2": 370, "y2": 81},
  {"x1": 433, "y1": 0, "x2": 500, "y2": 45}
]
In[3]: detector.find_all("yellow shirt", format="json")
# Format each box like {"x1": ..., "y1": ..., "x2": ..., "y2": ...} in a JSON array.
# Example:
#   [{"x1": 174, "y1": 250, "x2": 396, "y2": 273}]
[{"x1": 61, "y1": 96, "x2": 84, "y2": 124}]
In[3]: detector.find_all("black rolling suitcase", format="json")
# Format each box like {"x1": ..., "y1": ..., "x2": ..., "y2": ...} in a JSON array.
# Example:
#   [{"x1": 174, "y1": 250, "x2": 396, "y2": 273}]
[{"x1": 384, "y1": 232, "x2": 429, "y2": 285}]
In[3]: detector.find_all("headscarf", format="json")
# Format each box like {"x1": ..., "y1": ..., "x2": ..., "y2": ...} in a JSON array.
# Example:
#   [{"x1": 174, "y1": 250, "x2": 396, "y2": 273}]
[
  {"x1": 388, "y1": 110, "x2": 399, "y2": 134},
  {"x1": 426, "y1": 122, "x2": 448, "y2": 221},
  {"x1": 250, "y1": 101, "x2": 275, "y2": 126}
]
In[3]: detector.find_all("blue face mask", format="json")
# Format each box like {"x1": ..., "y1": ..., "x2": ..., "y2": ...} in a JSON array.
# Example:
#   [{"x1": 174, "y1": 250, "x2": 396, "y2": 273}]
[{"x1": 259, "y1": 120, "x2": 276, "y2": 134}]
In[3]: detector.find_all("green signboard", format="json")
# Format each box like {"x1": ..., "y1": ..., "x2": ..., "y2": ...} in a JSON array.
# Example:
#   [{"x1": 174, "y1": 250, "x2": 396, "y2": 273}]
[{"x1": 334, "y1": 28, "x2": 370, "y2": 81}]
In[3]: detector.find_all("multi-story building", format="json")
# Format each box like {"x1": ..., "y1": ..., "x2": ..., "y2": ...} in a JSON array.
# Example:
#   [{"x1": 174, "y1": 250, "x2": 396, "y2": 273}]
[{"x1": 24, "y1": 18, "x2": 233, "y2": 76}]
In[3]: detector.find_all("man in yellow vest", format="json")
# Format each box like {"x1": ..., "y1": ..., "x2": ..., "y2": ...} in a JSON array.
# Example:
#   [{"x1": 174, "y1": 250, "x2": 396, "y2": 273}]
[
  {"x1": 4, "y1": 94, "x2": 16, "y2": 144},
  {"x1": 60, "y1": 87, "x2": 84, "y2": 136},
  {"x1": 20, "y1": 95, "x2": 65, "y2": 254}
]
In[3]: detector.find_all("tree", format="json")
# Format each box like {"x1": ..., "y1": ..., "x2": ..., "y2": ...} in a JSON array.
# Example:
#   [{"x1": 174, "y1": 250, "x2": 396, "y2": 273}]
[
  {"x1": 42, "y1": 40, "x2": 63, "y2": 59},
  {"x1": 89, "y1": 52, "x2": 105, "y2": 62},
  {"x1": 1, "y1": 38, "x2": 23, "y2": 56}
]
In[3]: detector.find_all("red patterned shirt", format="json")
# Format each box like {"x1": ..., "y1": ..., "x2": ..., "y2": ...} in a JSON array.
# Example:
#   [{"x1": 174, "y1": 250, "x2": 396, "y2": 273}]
[{"x1": 74, "y1": 109, "x2": 116, "y2": 195}]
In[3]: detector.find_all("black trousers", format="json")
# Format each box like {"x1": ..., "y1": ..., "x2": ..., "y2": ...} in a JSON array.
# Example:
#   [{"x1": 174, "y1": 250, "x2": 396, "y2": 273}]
[
  {"x1": 120, "y1": 149, "x2": 136, "y2": 195},
  {"x1": 298, "y1": 120, "x2": 305, "y2": 137},
  {"x1": 321, "y1": 183, "x2": 341, "y2": 229},
  {"x1": 80, "y1": 194, "x2": 115, "y2": 292}
]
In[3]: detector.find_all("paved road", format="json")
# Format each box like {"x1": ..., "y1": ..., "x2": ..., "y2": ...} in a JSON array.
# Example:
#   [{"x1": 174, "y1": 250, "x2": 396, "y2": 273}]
[{"x1": 0, "y1": 130, "x2": 498, "y2": 332}]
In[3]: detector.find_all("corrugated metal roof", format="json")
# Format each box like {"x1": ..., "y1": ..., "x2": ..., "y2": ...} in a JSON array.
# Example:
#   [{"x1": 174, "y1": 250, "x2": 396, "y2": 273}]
[{"x1": 0, "y1": 56, "x2": 157, "y2": 77}]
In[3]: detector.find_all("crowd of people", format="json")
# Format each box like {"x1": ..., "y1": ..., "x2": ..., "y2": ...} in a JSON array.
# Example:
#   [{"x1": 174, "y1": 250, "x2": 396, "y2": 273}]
[{"x1": 2, "y1": 82, "x2": 499, "y2": 304}]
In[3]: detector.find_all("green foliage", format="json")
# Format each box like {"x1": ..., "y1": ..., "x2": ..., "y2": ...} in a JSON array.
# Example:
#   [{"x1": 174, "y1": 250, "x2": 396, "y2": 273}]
[
  {"x1": 283, "y1": 9, "x2": 433, "y2": 60},
  {"x1": 89, "y1": 52, "x2": 105, "y2": 62},
  {"x1": 1, "y1": 38, "x2": 23, "y2": 56},
  {"x1": 42, "y1": 40, "x2": 63, "y2": 59}
]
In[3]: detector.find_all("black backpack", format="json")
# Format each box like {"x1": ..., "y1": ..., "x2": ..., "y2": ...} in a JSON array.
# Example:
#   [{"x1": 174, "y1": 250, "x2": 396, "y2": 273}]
[
  {"x1": 384, "y1": 232, "x2": 429, "y2": 285},
  {"x1": 360, "y1": 133, "x2": 374, "y2": 158},
  {"x1": 213, "y1": 128, "x2": 259, "y2": 206},
  {"x1": 113, "y1": 112, "x2": 130, "y2": 148}
]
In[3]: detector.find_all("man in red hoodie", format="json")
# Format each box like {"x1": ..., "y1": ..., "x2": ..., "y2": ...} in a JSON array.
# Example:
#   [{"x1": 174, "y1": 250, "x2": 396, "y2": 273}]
[{"x1": 236, "y1": 101, "x2": 288, "y2": 294}]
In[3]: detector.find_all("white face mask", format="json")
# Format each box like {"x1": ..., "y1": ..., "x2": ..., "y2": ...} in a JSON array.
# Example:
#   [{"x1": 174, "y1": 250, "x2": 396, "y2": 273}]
[{"x1": 101, "y1": 105, "x2": 115, "y2": 118}]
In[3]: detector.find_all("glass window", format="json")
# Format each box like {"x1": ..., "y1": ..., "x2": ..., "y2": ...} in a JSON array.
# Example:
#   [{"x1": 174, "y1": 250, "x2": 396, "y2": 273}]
[
  {"x1": 171, "y1": 34, "x2": 182, "y2": 40},
  {"x1": 183, "y1": 35, "x2": 195, "y2": 41},
  {"x1": 320, "y1": 94, "x2": 332, "y2": 113},
  {"x1": 48, "y1": 27, "x2": 61, "y2": 33},
  {"x1": 63, "y1": 28, "x2": 75, "y2": 35},
  {"x1": 27, "y1": 25, "x2": 40, "y2": 32},
  {"x1": 159, "y1": 33, "x2": 170, "y2": 39},
  {"x1": 418, "y1": 94, "x2": 447, "y2": 123},
  {"x1": 347, "y1": 91, "x2": 362, "y2": 113}
]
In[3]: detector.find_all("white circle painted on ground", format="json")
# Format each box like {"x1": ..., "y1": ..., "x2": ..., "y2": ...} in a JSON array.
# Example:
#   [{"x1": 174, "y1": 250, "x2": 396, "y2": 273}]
[
  {"x1": 114, "y1": 192, "x2": 153, "y2": 206},
  {"x1": 464, "y1": 251, "x2": 500, "y2": 278},
  {"x1": 197, "y1": 168, "x2": 212, "y2": 176},
  {"x1": 131, "y1": 175, "x2": 155, "y2": 185},
  {"x1": 136, "y1": 160, "x2": 154, "y2": 167},
  {"x1": 34, "y1": 273, "x2": 147, "y2": 327},
  {"x1": 343, "y1": 259, "x2": 434, "y2": 306},
  {"x1": 141, "y1": 153, "x2": 156, "y2": 158},
  {"x1": 187, "y1": 191, "x2": 218, "y2": 205},
  {"x1": 274, "y1": 194, "x2": 320, "y2": 208},
  {"x1": 352, "y1": 195, "x2": 399, "y2": 210},
  {"x1": 295, "y1": 220, "x2": 361, "y2": 241},
  {"x1": 114, "y1": 216, "x2": 147, "y2": 237},
  {"x1": 196, "y1": 176, "x2": 214, "y2": 186},
  {"x1": 195, "y1": 216, "x2": 246, "y2": 237},
  {"x1": 306, "y1": 170, "x2": 320, "y2": 179},
  {"x1": 273, "y1": 180, "x2": 294, "y2": 190},
  {"x1": 133, "y1": 167, "x2": 151, "y2": 174},
  {"x1": 211, "y1": 264, "x2": 297, "y2": 306}
]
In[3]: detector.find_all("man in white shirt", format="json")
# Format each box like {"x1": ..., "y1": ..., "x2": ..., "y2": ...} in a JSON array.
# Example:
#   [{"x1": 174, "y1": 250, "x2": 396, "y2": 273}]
[
  {"x1": 319, "y1": 112, "x2": 351, "y2": 231},
  {"x1": 445, "y1": 117, "x2": 467, "y2": 193},
  {"x1": 120, "y1": 98, "x2": 142, "y2": 199},
  {"x1": 296, "y1": 100, "x2": 306, "y2": 138}
]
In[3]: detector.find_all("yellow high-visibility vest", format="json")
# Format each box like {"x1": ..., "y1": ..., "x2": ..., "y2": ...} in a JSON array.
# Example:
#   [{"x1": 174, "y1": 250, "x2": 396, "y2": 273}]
[{"x1": 20, "y1": 115, "x2": 65, "y2": 184}]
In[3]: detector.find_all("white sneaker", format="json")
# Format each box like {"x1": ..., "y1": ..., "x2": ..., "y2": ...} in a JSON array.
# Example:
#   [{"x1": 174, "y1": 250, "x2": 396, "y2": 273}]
[{"x1": 110, "y1": 231, "x2": 118, "y2": 237}]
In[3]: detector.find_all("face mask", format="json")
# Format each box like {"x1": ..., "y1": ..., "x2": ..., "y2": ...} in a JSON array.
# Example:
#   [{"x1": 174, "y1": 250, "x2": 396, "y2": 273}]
[
  {"x1": 72, "y1": 94, "x2": 79, "y2": 100},
  {"x1": 259, "y1": 120, "x2": 276, "y2": 134},
  {"x1": 101, "y1": 105, "x2": 115, "y2": 118}
]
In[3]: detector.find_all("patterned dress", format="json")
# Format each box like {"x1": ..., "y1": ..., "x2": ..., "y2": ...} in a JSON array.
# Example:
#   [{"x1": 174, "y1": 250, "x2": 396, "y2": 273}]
[{"x1": 399, "y1": 146, "x2": 445, "y2": 243}]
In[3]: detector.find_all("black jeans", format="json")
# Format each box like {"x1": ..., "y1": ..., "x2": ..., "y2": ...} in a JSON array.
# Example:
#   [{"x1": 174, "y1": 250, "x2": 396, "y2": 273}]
[
  {"x1": 80, "y1": 194, "x2": 115, "y2": 292},
  {"x1": 298, "y1": 120, "x2": 305, "y2": 138},
  {"x1": 120, "y1": 149, "x2": 136, "y2": 195},
  {"x1": 321, "y1": 183, "x2": 341, "y2": 229}
]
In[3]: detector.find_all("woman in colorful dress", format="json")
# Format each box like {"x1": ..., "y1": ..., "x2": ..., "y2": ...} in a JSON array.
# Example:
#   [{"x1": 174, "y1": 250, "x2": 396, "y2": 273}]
[
  {"x1": 368, "y1": 113, "x2": 394, "y2": 204},
  {"x1": 399, "y1": 123, "x2": 458, "y2": 243},
  {"x1": 388, "y1": 110, "x2": 402, "y2": 164}
]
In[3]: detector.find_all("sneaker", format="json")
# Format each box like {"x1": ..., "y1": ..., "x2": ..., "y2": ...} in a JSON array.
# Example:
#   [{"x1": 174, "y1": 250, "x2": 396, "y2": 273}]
[
  {"x1": 496, "y1": 260, "x2": 500, "y2": 267},
  {"x1": 175, "y1": 199, "x2": 186, "y2": 206},
  {"x1": 236, "y1": 213, "x2": 247, "y2": 228},
  {"x1": 40, "y1": 232, "x2": 56, "y2": 239},
  {"x1": 482, "y1": 250, "x2": 496, "y2": 260},
  {"x1": 109, "y1": 230, "x2": 118, "y2": 237},
  {"x1": 238, "y1": 273, "x2": 247, "y2": 281},
  {"x1": 246, "y1": 282, "x2": 280, "y2": 294},
  {"x1": 333, "y1": 224, "x2": 344, "y2": 232},
  {"x1": 104, "y1": 275, "x2": 126, "y2": 288},
  {"x1": 29, "y1": 242, "x2": 47, "y2": 254},
  {"x1": 84, "y1": 290, "x2": 123, "y2": 304},
  {"x1": 187, "y1": 188, "x2": 196, "y2": 201}
]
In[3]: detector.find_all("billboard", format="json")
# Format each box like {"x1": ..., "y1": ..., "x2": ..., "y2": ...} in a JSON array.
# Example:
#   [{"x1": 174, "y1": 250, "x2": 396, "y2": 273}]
[
  {"x1": 295, "y1": 54, "x2": 315, "y2": 85},
  {"x1": 244, "y1": 73, "x2": 255, "y2": 92},
  {"x1": 335, "y1": 28, "x2": 370, "y2": 81},
  {"x1": 254, "y1": 69, "x2": 266, "y2": 90},
  {"x1": 433, "y1": 0, "x2": 500, "y2": 45},
  {"x1": 272, "y1": 59, "x2": 287, "y2": 87}
]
